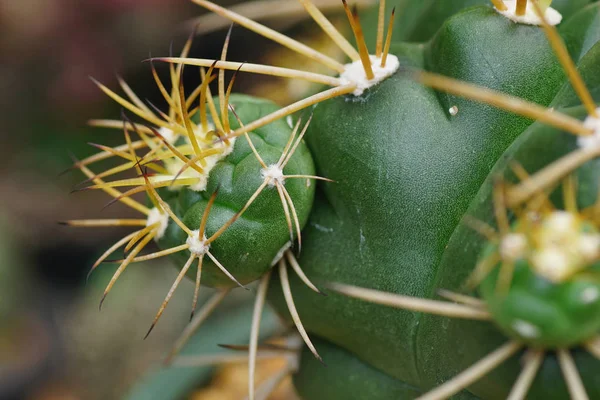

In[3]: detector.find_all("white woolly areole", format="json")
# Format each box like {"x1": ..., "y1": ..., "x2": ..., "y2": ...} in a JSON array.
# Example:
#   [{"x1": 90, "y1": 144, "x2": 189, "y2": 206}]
[
  {"x1": 494, "y1": 1, "x2": 562, "y2": 26},
  {"x1": 261, "y1": 164, "x2": 285, "y2": 187},
  {"x1": 339, "y1": 55, "x2": 400, "y2": 96},
  {"x1": 157, "y1": 126, "x2": 178, "y2": 144},
  {"x1": 500, "y1": 233, "x2": 528, "y2": 262},
  {"x1": 545, "y1": 210, "x2": 577, "y2": 233},
  {"x1": 532, "y1": 248, "x2": 570, "y2": 282},
  {"x1": 146, "y1": 207, "x2": 169, "y2": 239},
  {"x1": 512, "y1": 319, "x2": 541, "y2": 339},
  {"x1": 271, "y1": 241, "x2": 292, "y2": 267},
  {"x1": 577, "y1": 108, "x2": 600, "y2": 149},
  {"x1": 531, "y1": 210, "x2": 600, "y2": 282},
  {"x1": 186, "y1": 230, "x2": 209, "y2": 256},
  {"x1": 578, "y1": 234, "x2": 600, "y2": 260},
  {"x1": 165, "y1": 125, "x2": 237, "y2": 192},
  {"x1": 286, "y1": 115, "x2": 294, "y2": 129},
  {"x1": 581, "y1": 287, "x2": 600, "y2": 304}
]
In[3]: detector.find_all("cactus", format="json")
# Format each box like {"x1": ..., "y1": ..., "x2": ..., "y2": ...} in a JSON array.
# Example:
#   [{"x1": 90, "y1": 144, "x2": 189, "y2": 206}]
[
  {"x1": 65, "y1": 0, "x2": 600, "y2": 399},
  {"x1": 66, "y1": 25, "x2": 326, "y2": 349}
]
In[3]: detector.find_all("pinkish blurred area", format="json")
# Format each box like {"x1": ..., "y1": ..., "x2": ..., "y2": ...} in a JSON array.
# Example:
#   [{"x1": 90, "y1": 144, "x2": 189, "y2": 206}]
[{"x1": 1, "y1": 0, "x2": 182, "y2": 119}]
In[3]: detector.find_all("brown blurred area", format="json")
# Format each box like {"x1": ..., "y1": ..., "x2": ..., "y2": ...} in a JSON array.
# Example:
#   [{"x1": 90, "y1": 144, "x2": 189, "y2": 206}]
[
  {"x1": 0, "y1": 1, "x2": 199, "y2": 397},
  {"x1": 191, "y1": 358, "x2": 300, "y2": 400},
  {"x1": 0, "y1": 0, "x2": 363, "y2": 399}
]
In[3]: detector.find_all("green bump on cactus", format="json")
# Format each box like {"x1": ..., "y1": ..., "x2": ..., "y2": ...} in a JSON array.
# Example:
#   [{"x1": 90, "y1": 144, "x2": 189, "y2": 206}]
[
  {"x1": 478, "y1": 212, "x2": 600, "y2": 348},
  {"x1": 482, "y1": 259, "x2": 600, "y2": 348},
  {"x1": 156, "y1": 94, "x2": 316, "y2": 288},
  {"x1": 152, "y1": 0, "x2": 407, "y2": 378},
  {"x1": 67, "y1": 44, "x2": 321, "y2": 342}
]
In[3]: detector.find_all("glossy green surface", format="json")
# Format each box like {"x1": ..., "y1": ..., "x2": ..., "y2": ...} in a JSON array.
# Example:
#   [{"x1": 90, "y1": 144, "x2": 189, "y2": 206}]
[
  {"x1": 294, "y1": 338, "x2": 483, "y2": 400},
  {"x1": 158, "y1": 94, "x2": 315, "y2": 288},
  {"x1": 293, "y1": 336, "x2": 424, "y2": 400},
  {"x1": 267, "y1": 5, "x2": 600, "y2": 399}
]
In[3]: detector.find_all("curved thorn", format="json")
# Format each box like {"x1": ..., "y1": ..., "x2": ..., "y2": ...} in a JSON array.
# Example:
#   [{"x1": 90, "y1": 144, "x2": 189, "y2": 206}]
[
  {"x1": 191, "y1": 0, "x2": 345, "y2": 73},
  {"x1": 145, "y1": 253, "x2": 196, "y2": 339},
  {"x1": 286, "y1": 251, "x2": 324, "y2": 295},
  {"x1": 279, "y1": 259, "x2": 323, "y2": 364},
  {"x1": 207, "y1": 251, "x2": 248, "y2": 290}
]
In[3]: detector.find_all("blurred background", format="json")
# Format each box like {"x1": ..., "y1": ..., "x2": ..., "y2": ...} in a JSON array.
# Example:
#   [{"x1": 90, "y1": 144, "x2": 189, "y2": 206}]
[{"x1": 0, "y1": 0, "x2": 370, "y2": 399}]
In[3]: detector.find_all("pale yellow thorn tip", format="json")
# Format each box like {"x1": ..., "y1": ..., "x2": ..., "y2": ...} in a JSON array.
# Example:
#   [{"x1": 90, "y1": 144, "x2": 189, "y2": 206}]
[{"x1": 279, "y1": 259, "x2": 323, "y2": 364}]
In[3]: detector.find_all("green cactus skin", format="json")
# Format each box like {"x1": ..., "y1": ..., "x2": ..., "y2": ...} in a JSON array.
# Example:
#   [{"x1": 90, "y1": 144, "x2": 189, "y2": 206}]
[
  {"x1": 155, "y1": 94, "x2": 316, "y2": 288},
  {"x1": 293, "y1": 337, "x2": 425, "y2": 400},
  {"x1": 264, "y1": 4, "x2": 600, "y2": 399},
  {"x1": 363, "y1": 0, "x2": 594, "y2": 44}
]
